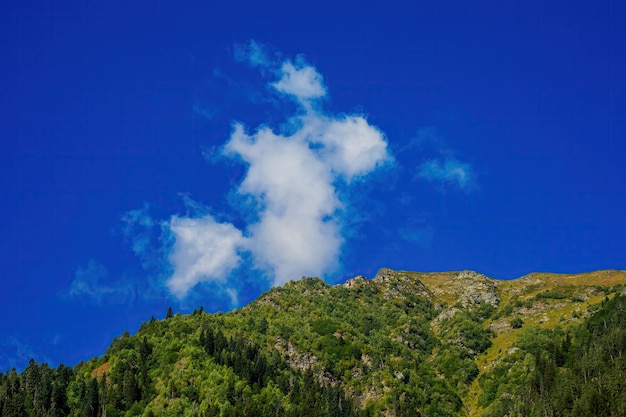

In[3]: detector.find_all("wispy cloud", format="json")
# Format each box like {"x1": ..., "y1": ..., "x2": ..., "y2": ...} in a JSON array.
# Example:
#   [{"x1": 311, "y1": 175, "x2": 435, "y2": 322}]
[
  {"x1": 399, "y1": 226, "x2": 434, "y2": 246},
  {"x1": 234, "y1": 39, "x2": 271, "y2": 68},
  {"x1": 120, "y1": 203, "x2": 168, "y2": 272},
  {"x1": 192, "y1": 103, "x2": 215, "y2": 120},
  {"x1": 405, "y1": 127, "x2": 478, "y2": 192},
  {"x1": 0, "y1": 336, "x2": 51, "y2": 372},
  {"x1": 418, "y1": 158, "x2": 477, "y2": 190},
  {"x1": 62, "y1": 259, "x2": 134, "y2": 304},
  {"x1": 162, "y1": 41, "x2": 391, "y2": 298}
]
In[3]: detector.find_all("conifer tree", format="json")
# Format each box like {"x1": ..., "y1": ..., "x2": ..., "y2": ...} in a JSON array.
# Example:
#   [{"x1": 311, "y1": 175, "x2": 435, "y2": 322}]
[{"x1": 82, "y1": 378, "x2": 99, "y2": 417}]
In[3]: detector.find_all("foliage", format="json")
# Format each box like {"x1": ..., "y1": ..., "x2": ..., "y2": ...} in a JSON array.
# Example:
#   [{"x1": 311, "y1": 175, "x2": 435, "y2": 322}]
[
  {"x1": 478, "y1": 294, "x2": 626, "y2": 416},
  {"x1": 1, "y1": 270, "x2": 626, "y2": 416},
  {"x1": 510, "y1": 316, "x2": 524, "y2": 329}
]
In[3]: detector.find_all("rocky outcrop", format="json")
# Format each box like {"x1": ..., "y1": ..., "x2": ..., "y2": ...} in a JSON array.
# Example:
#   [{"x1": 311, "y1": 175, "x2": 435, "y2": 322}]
[
  {"x1": 342, "y1": 275, "x2": 369, "y2": 288},
  {"x1": 371, "y1": 268, "x2": 433, "y2": 300},
  {"x1": 455, "y1": 270, "x2": 500, "y2": 308},
  {"x1": 273, "y1": 337, "x2": 337, "y2": 387}
]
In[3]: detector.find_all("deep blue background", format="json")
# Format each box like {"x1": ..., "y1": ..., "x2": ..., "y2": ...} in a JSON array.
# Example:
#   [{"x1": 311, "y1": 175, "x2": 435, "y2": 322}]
[{"x1": 1, "y1": 0, "x2": 625, "y2": 370}]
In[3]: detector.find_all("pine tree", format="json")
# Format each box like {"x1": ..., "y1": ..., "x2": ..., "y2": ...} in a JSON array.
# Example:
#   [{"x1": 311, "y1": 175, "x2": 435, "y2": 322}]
[
  {"x1": 81, "y1": 378, "x2": 99, "y2": 417},
  {"x1": 34, "y1": 363, "x2": 52, "y2": 414},
  {"x1": 122, "y1": 368, "x2": 140, "y2": 408}
]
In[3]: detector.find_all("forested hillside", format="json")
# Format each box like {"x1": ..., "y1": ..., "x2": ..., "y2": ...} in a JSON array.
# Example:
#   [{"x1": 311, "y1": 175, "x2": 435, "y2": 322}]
[{"x1": 1, "y1": 269, "x2": 625, "y2": 416}]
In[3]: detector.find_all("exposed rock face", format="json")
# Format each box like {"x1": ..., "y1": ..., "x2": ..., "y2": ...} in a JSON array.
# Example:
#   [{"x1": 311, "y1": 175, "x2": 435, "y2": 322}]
[
  {"x1": 255, "y1": 294, "x2": 284, "y2": 310},
  {"x1": 274, "y1": 337, "x2": 337, "y2": 387},
  {"x1": 372, "y1": 268, "x2": 396, "y2": 282},
  {"x1": 433, "y1": 307, "x2": 461, "y2": 330},
  {"x1": 342, "y1": 275, "x2": 368, "y2": 288},
  {"x1": 275, "y1": 337, "x2": 319, "y2": 371},
  {"x1": 455, "y1": 270, "x2": 500, "y2": 308},
  {"x1": 341, "y1": 268, "x2": 500, "y2": 308},
  {"x1": 488, "y1": 318, "x2": 510, "y2": 334},
  {"x1": 371, "y1": 268, "x2": 433, "y2": 300}
]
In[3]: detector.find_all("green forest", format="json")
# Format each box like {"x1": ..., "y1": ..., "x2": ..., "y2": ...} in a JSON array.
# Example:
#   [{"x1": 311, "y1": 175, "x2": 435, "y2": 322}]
[{"x1": 1, "y1": 269, "x2": 625, "y2": 416}]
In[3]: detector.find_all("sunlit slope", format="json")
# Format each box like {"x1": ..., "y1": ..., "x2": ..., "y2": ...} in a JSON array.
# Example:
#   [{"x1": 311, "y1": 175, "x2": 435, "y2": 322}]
[
  {"x1": 414, "y1": 269, "x2": 626, "y2": 416},
  {"x1": 1, "y1": 268, "x2": 625, "y2": 417}
]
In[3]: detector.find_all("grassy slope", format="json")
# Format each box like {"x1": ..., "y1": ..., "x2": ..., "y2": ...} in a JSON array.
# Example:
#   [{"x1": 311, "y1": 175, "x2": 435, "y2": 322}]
[
  {"x1": 258, "y1": 269, "x2": 626, "y2": 416},
  {"x1": 76, "y1": 269, "x2": 626, "y2": 416},
  {"x1": 460, "y1": 270, "x2": 626, "y2": 416}
]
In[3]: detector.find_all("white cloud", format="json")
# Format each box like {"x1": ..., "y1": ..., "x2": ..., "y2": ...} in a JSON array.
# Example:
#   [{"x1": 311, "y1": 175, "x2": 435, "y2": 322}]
[
  {"x1": 299, "y1": 115, "x2": 391, "y2": 181},
  {"x1": 166, "y1": 214, "x2": 245, "y2": 298},
  {"x1": 418, "y1": 158, "x2": 476, "y2": 190},
  {"x1": 221, "y1": 121, "x2": 346, "y2": 286},
  {"x1": 225, "y1": 124, "x2": 336, "y2": 212},
  {"x1": 163, "y1": 47, "x2": 391, "y2": 296},
  {"x1": 272, "y1": 61, "x2": 327, "y2": 102},
  {"x1": 219, "y1": 87, "x2": 390, "y2": 286}
]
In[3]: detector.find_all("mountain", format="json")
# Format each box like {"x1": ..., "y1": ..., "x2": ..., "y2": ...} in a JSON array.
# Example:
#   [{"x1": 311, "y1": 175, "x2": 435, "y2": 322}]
[{"x1": 2, "y1": 268, "x2": 626, "y2": 417}]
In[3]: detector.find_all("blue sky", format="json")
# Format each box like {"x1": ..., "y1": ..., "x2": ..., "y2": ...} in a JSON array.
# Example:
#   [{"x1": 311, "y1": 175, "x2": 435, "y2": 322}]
[{"x1": 2, "y1": 0, "x2": 626, "y2": 370}]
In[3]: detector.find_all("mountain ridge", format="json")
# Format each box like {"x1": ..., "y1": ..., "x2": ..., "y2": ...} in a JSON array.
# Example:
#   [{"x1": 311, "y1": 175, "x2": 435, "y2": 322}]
[{"x1": 2, "y1": 268, "x2": 625, "y2": 417}]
